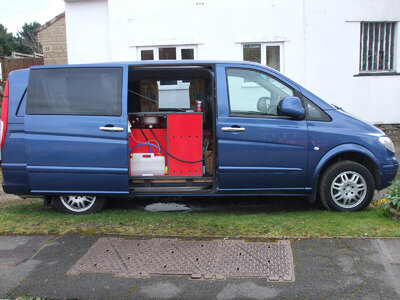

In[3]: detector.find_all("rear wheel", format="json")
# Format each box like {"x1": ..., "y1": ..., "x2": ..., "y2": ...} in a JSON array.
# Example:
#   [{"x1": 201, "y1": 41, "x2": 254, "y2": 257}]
[
  {"x1": 53, "y1": 195, "x2": 106, "y2": 214},
  {"x1": 319, "y1": 161, "x2": 374, "y2": 212}
]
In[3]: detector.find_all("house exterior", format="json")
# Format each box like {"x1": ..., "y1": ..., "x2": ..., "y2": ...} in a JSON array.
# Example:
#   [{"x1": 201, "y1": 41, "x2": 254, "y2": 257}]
[
  {"x1": 64, "y1": 0, "x2": 400, "y2": 124},
  {"x1": 37, "y1": 12, "x2": 68, "y2": 65}
]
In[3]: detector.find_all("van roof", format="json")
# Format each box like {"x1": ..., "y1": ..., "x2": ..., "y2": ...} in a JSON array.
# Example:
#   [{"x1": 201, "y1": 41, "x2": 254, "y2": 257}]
[{"x1": 29, "y1": 60, "x2": 267, "y2": 69}]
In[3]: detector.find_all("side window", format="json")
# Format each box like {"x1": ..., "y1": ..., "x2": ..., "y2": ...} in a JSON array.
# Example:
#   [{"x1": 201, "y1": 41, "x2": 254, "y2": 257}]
[
  {"x1": 305, "y1": 98, "x2": 331, "y2": 121},
  {"x1": 226, "y1": 68, "x2": 293, "y2": 117},
  {"x1": 243, "y1": 44, "x2": 282, "y2": 71},
  {"x1": 26, "y1": 67, "x2": 122, "y2": 116}
]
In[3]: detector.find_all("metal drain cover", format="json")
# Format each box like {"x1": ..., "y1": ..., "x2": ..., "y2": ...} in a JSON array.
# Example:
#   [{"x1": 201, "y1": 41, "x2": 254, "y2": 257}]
[{"x1": 68, "y1": 237, "x2": 295, "y2": 281}]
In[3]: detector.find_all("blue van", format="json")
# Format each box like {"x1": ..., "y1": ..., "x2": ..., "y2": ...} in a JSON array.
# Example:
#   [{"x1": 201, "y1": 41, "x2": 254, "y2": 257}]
[{"x1": 1, "y1": 61, "x2": 398, "y2": 214}]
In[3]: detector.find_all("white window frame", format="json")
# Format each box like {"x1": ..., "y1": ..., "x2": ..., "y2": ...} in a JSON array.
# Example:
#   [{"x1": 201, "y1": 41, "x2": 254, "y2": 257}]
[
  {"x1": 177, "y1": 46, "x2": 197, "y2": 60},
  {"x1": 242, "y1": 42, "x2": 285, "y2": 73},
  {"x1": 137, "y1": 45, "x2": 197, "y2": 61},
  {"x1": 137, "y1": 45, "x2": 198, "y2": 89}
]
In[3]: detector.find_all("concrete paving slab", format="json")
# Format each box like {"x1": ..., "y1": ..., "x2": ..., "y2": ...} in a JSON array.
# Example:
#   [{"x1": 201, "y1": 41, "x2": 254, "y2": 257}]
[
  {"x1": 376, "y1": 239, "x2": 400, "y2": 264},
  {"x1": 0, "y1": 235, "x2": 55, "y2": 267},
  {"x1": 373, "y1": 239, "x2": 400, "y2": 297},
  {"x1": 0, "y1": 235, "x2": 55, "y2": 297},
  {"x1": 0, "y1": 258, "x2": 42, "y2": 297}
]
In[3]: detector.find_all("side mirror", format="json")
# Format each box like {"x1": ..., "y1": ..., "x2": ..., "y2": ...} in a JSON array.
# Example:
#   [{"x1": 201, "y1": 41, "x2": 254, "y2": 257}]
[{"x1": 279, "y1": 97, "x2": 305, "y2": 120}]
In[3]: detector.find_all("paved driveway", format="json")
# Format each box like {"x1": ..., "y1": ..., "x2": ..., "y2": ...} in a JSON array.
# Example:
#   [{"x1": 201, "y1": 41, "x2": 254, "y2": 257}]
[{"x1": 1, "y1": 234, "x2": 400, "y2": 299}]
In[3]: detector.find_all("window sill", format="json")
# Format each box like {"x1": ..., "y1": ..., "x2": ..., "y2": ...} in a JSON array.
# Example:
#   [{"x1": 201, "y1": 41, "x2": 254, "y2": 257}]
[{"x1": 354, "y1": 72, "x2": 400, "y2": 77}]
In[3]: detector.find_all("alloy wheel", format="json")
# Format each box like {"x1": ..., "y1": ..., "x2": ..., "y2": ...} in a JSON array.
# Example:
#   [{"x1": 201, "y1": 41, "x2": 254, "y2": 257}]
[
  {"x1": 330, "y1": 171, "x2": 367, "y2": 209},
  {"x1": 60, "y1": 195, "x2": 96, "y2": 212}
]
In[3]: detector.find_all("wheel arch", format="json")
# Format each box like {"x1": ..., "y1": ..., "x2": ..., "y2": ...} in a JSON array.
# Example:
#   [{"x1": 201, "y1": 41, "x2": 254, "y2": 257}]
[{"x1": 312, "y1": 144, "x2": 382, "y2": 192}]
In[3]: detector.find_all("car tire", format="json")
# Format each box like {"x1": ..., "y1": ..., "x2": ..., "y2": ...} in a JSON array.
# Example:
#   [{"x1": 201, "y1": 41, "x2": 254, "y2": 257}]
[
  {"x1": 53, "y1": 195, "x2": 106, "y2": 214},
  {"x1": 319, "y1": 160, "x2": 375, "y2": 212}
]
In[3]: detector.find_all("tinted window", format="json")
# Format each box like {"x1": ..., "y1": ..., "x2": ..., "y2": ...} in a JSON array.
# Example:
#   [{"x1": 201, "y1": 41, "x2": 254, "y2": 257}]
[
  {"x1": 27, "y1": 67, "x2": 122, "y2": 116},
  {"x1": 227, "y1": 68, "x2": 293, "y2": 117}
]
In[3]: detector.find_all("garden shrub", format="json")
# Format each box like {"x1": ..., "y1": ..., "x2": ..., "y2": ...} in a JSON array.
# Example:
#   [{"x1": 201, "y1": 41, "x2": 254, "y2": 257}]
[{"x1": 387, "y1": 180, "x2": 400, "y2": 211}]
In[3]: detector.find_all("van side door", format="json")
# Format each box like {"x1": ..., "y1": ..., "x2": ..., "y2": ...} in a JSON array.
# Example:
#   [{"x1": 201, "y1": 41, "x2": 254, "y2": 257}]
[
  {"x1": 24, "y1": 66, "x2": 129, "y2": 195},
  {"x1": 216, "y1": 65, "x2": 308, "y2": 194}
]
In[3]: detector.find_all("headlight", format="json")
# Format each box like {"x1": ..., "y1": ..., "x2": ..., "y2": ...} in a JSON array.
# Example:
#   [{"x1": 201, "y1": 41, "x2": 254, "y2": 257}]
[{"x1": 379, "y1": 136, "x2": 395, "y2": 153}]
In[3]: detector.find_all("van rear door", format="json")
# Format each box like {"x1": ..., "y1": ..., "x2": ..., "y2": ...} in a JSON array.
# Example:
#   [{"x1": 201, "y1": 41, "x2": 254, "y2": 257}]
[{"x1": 24, "y1": 66, "x2": 129, "y2": 195}]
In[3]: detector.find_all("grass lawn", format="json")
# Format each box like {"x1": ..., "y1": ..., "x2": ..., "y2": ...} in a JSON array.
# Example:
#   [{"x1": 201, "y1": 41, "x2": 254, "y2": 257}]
[{"x1": 0, "y1": 197, "x2": 399, "y2": 237}]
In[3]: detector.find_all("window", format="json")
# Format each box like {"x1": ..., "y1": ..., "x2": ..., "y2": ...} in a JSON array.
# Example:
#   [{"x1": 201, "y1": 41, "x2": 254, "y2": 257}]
[
  {"x1": 243, "y1": 44, "x2": 261, "y2": 63},
  {"x1": 360, "y1": 22, "x2": 395, "y2": 72},
  {"x1": 266, "y1": 46, "x2": 280, "y2": 71},
  {"x1": 138, "y1": 46, "x2": 196, "y2": 85},
  {"x1": 304, "y1": 98, "x2": 331, "y2": 121},
  {"x1": 138, "y1": 45, "x2": 196, "y2": 61},
  {"x1": 159, "y1": 47, "x2": 176, "y2": 60},
  {"x1": 243, "y1": 43, "x2": 282, "y2": 71},
  {"x1": 27, "y1": 68, "x2": 122, "y2": 116},
  {"x1": 227, "y1": 68, "x2": 293, "y2": 117},
  {"x1": 181, "y1": 48, "x2": 194, "y2": 60},
  {"x1": 141, "y1": 50, "x2": 154, "y2": 60}
]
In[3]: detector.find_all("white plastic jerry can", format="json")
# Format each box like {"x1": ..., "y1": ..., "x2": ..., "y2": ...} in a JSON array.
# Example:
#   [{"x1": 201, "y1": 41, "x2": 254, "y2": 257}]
[{"x1": 130, "y1": 153, "x2": 166, "y2": 176}]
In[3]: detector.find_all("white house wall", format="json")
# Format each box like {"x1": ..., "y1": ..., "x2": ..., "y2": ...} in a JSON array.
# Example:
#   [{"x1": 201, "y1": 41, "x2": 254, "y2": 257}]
[
  {"x1": 65, "y1": 0, "x2": 110, "y2": 63},
  {"x1": 65, "y1": 0, "x2": 400, "y2": 124},
  {"x1": 303, "y1": 0, "x2": 400, "y2": 124}
]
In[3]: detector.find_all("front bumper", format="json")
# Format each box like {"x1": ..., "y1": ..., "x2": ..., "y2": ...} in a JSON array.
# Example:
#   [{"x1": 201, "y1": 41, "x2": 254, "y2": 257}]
[{"x1": 380, "y1": 160, "x2": 399, "y2": 189}]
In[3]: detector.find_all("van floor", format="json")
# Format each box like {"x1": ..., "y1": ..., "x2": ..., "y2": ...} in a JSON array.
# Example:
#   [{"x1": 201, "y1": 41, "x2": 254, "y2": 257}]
[{"x1": 129, "y1": 175, "x2": 214, "y2": 194}]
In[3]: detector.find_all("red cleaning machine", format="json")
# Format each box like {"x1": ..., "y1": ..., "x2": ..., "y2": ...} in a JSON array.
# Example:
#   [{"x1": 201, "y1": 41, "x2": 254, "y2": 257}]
[
  {"x1": 167, "y1": 113, "x2": 203, "y2": 176},
  {"x1": 129, "y1": 112, "x2": 203, "y2": 176}
]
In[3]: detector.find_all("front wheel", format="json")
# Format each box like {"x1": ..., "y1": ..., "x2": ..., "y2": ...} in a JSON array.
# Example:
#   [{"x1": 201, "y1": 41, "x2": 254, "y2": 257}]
[
  {"x1": 319, "y1": 161, "x2": 375, "y2": 212},
  {"x1": 53, "y1": 195, "x2": 106, "y2": 214}
]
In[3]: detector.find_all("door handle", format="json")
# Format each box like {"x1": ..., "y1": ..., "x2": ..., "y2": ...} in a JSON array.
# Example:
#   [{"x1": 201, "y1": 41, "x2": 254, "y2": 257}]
[
  {"x1": 99, "y1": 126, "x2": 124, "y2": 132},
  {"x1": 221, "y1": 126, "x2": 246, "y2": 132}
]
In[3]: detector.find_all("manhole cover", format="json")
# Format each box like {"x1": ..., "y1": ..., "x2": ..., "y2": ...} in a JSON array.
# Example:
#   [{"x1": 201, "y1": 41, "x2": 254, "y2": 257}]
[{"x1": 68, "y1": 237, "x2": 295, "y2": 281}]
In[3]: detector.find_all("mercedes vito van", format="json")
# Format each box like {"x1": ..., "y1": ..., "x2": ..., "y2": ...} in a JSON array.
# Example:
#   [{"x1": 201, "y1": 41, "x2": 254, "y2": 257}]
[{"x1": 1, "y1": 61, "x2": 398, "y2": 214}]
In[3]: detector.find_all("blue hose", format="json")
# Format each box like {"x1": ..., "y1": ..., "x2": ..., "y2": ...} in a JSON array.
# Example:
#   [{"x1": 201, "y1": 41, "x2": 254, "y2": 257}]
[{"x1": 130, "y1": 143, "x2": 160, "y2": 155}]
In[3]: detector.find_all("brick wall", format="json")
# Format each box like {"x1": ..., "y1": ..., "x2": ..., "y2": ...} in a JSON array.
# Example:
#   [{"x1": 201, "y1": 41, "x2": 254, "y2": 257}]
[{"x1": 37, "y1": 16, "x2": 68, "y2": 65}]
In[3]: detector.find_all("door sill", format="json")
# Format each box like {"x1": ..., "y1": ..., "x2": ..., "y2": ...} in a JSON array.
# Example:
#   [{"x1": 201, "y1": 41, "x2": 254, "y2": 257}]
[{"x1": 131, "y1": 186, "x2": 211, "y2": 194}]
